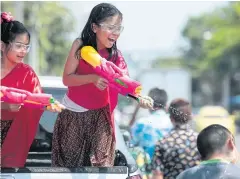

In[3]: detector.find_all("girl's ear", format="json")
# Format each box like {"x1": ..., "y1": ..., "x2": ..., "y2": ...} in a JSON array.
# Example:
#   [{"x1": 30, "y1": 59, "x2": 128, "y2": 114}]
[{"x1": 92, "y1": 23, "x2": 98, "y2": 33}]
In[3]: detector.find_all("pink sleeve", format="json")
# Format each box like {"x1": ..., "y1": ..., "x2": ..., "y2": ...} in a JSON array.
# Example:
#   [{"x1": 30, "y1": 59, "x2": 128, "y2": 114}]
[
  {"x1": 23, "y1": 70, "x2": 43, "y2": 94},
  {"x1": 115, "y1": 50, "x2": 129, "y2": 76}
]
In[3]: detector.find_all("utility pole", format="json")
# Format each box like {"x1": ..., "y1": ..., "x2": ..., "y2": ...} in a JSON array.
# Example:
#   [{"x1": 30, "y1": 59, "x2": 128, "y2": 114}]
[
  {"x1": 222, "y1": 56, "x2": 235, "y2": 111},
  {"x1": 28, "y1": 3, "x2": 39, "y2": 75},
  {"x1": 29, "y1": 27, "x2": 39, "y2": 74},
  {"x1": 222, "y1": 73, "x2": 230, "y2": 110},
  {"x1": 15, "y1": 2, "x2": 39, "y2": 74},
  {"x1": 14, "y1": 1, "x2": 24, "y2": 23},
  {"x1": 15, "y1": 2, "x2": 24, "y2": 22}
]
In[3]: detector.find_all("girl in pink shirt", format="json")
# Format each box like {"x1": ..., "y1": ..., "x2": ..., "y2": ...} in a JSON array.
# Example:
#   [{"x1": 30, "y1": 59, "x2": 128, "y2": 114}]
[{"x1": 51, "y1": 3, "x2": 153, "y2": 167}]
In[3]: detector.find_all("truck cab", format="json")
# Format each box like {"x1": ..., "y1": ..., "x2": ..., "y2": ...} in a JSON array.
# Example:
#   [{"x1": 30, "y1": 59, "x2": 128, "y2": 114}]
[{"x1": 1, "y1": 76, "x2": 142, "y2": 179}]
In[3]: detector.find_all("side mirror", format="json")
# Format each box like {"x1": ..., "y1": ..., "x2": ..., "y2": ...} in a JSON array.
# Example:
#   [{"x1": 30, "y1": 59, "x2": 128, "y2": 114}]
[{"x1": 114, "y1": 150, "x2": 128, "y2": 166}]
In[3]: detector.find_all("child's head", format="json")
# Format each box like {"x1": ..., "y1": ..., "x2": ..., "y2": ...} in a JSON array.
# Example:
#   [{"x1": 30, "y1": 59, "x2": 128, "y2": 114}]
[
  {"x1": 79, "y1": 3, "x2": 123, "y2": 61},
  {"x1": 1, "y1": 12, "x2": 31, "y2": 64}
]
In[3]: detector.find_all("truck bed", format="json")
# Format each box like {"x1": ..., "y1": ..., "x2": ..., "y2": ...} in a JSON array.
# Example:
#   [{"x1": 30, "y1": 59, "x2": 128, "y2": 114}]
[{"x1": 1, "y1": 167, "x2": 129, "y2": 179}]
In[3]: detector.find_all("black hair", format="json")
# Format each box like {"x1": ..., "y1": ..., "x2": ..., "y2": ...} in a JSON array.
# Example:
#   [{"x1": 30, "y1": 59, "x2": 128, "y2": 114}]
[
  {"x1": 75, "y1": 3, "x2": 123, "y2": 63},
  {"x1": 148, "y1": 88, "x2": 168, "y2": 109},
  {"x1": 168, "y1": 98, "x2": 192, "y2": 124},
  {"x1": 1, "y1": 12, "x2": 30, "y2": 44},
  {"x1": 197, "y1": 124, "x2": 233, "y2": 160}
]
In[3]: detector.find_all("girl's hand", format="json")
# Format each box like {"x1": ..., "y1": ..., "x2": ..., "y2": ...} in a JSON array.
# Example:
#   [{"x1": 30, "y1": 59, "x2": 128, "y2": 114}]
[
  {"x1": 8, "y1": 103, "x2": 22, "y2": 112},
  {"x1": 46, "y1": 101, "x2": 65, "y2": 113},
  {"x1": 138, "y1": 95, "x2": 154, "y2": 109},
  {"x1": 93, "y1": 75, "x2": 109, "y2": 90},
  {"x1": 9, "y1": 104, "x2": 22, "y2": 112},
  {"x1": 1, "y1": 102, "x2": 22, "y2": 112},
  {"x1": 105, "y1": 60, "x2": 125, "y2": 76}
]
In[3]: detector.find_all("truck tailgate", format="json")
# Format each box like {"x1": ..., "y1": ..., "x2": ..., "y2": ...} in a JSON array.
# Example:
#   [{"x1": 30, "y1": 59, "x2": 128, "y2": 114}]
[{"x1": 1, "y1": 167, "x2": 129, "y2": 179}]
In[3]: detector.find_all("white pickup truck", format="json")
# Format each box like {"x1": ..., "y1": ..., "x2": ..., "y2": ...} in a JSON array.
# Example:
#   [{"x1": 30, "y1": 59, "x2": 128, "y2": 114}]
[{"x1": 1, "y1": 76, "x2": 142, "y2": 179}]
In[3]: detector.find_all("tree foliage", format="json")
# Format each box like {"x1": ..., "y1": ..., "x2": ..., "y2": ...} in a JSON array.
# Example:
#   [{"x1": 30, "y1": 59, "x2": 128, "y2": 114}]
[
  {"x1": 181, "y1": 2, "x2": 240, "y2": 76},
  {"x1": 1, "y1": 1, "x2": 75, "y2": 75}
]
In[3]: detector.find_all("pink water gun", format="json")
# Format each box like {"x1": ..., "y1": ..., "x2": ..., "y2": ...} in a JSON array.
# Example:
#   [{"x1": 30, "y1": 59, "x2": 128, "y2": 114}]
[
  {"x1": 80, "y1": 46, "x2": 142, "y2": 100},
  {"x1": 0, "y1": 86, "x2": 60, "y2": 110}
]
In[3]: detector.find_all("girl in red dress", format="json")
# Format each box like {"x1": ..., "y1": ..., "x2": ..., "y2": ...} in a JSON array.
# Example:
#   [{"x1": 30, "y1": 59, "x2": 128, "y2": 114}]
[
  {"x1": 51, "y1": 3, "x2": 153, "y2": 167},
  {"x1": 0, "y1": 12, "x2": 63, "y2": 167}
]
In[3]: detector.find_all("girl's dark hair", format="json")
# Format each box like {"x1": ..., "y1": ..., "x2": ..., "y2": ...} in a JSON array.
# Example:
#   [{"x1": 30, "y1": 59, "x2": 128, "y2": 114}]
[
  {"x1": 75, "y1": 3, "x2": 123, "y2": 63},
  {"x1": 1, "y1": 12, "x2": 30, "y2": 44}
]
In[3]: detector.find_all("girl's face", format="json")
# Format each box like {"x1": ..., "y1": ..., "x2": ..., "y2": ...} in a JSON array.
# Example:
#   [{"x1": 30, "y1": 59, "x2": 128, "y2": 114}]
[
  {"x1": 92, "y1": 14, "x2": 123, "y2": 50},
  {"x1": 1, "y1": 33, "x2": 30, "y2": 64}
]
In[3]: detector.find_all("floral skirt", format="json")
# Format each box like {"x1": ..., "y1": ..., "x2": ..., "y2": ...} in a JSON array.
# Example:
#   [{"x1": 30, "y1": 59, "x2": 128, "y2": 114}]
[
  {"x1": 51, "y1": 105, "x2": 115, "y2": 167},
  {"x1": 1, "y1": 120, "x2": 13, "y2": 146}
]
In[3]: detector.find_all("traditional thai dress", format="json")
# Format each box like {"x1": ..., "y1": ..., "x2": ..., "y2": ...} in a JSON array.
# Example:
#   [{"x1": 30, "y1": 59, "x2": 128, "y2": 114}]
[{"x1": 1, "y1": 62, "x2": 44, "y2": 167}]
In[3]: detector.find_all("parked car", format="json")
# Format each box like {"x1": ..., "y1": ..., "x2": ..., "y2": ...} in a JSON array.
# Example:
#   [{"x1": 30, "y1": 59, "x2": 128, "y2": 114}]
[
  {"x1": 1, "y1": 76, "x2": 142, "y2": 179},
  {"x1": 194, "y1": 105, "x2": 236, "y2": 136}
]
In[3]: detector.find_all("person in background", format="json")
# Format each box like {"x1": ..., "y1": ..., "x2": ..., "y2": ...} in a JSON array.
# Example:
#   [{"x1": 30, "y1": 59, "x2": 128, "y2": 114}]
[
  {"x1": 151, "y1": 98, "x2": 201, "y2": 179},
  {"x1": 177, "y1": 124, "x2": 240, "y2": 179},
  {"x1": 122, "y1": 127, "x2": 152, "y2": 179},
  {"x1": 131, "y1": 88, "x2": 173, "y2": 159}
]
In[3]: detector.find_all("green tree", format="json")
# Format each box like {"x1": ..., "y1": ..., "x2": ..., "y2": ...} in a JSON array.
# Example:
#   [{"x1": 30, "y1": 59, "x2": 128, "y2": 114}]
[
  {"x1": 181, "y1": 2, "x2": 240, "y2": 76},
  {"x1": 1, "y1": 1, "x2": 75, "y2": 76},
  {"x1": 181, "y1": 2, "x2": 240, "y2": 106}
]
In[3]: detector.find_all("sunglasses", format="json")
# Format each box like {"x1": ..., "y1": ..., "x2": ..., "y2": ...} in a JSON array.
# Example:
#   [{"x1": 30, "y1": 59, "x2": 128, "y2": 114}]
[
  {"x1": 10, "y1": 42, "x2": 31, "y2": 53},
  {"x1": 98, "y1": 23, "x2": 124, "y2": 34}
]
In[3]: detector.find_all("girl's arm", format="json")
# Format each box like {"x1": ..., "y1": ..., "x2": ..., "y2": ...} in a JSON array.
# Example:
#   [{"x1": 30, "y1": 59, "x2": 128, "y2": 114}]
[
  {"x1": 62, "y1": 38, "x2": 97, "y2": 87},
  {"x1": 129, "y1": 104, "x2": 141, "y2": 127}
]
